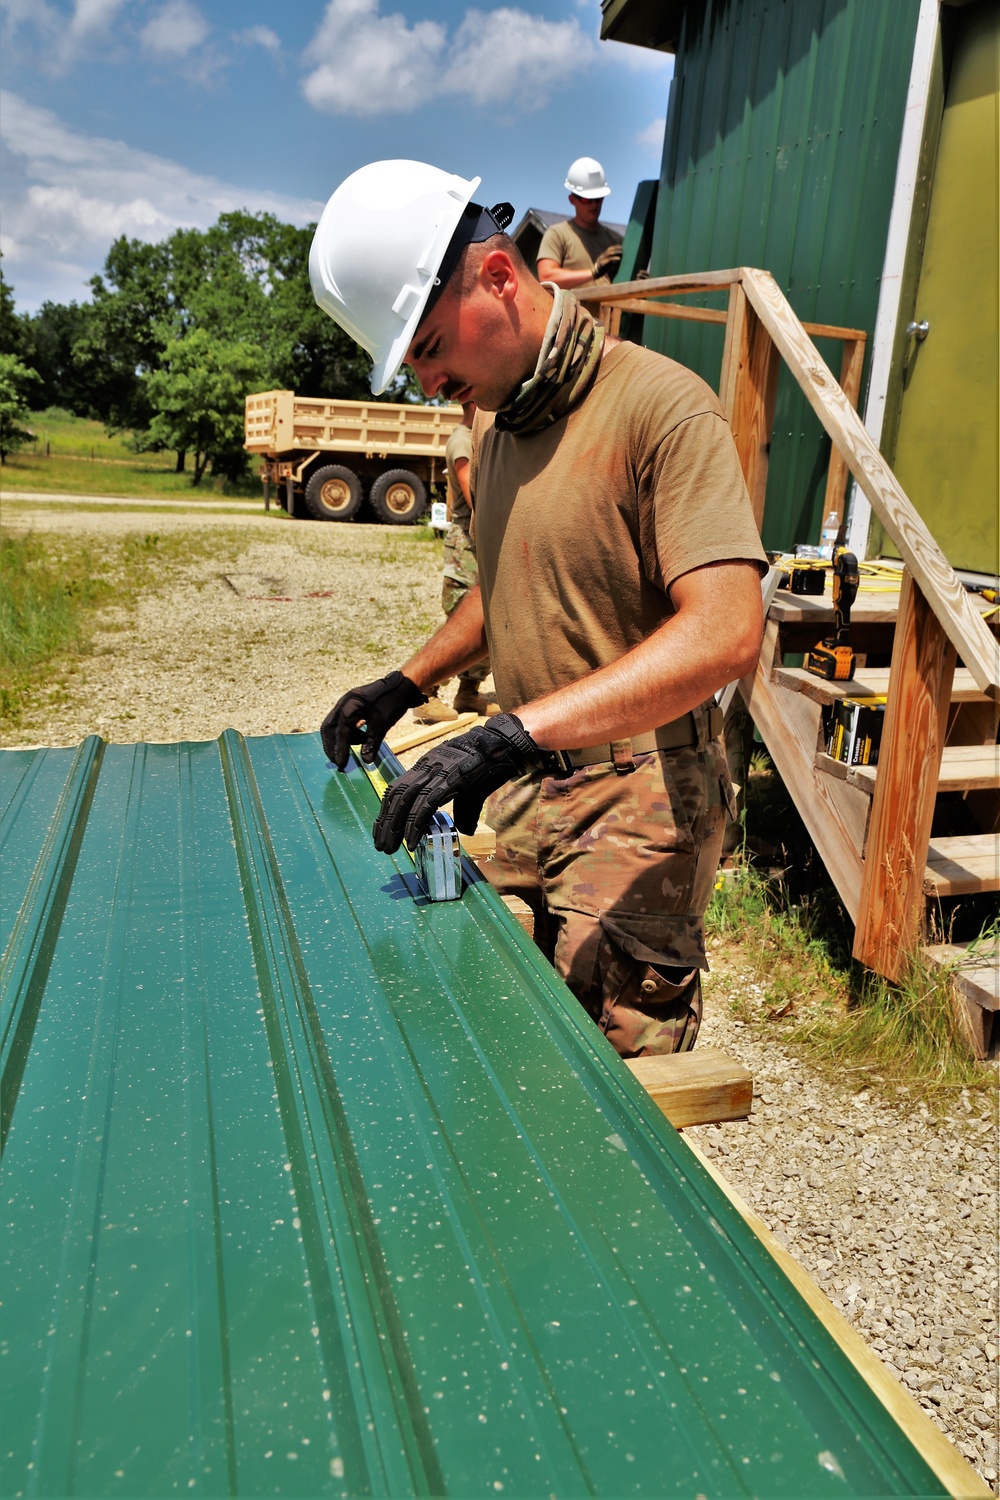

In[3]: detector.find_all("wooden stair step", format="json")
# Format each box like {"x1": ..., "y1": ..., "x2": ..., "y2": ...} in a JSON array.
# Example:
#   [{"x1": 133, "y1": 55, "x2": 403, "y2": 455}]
[
  {"x1": 924, "y1": 834, "x2": 1000, "y2": 896},
  {"x1": 775, "y1": 665, "x2": 989, "y2": 706},
  {"x1": 817, "y1": 743, "x2": 1000, "y2": 796},
  {"x1": 923, "y1": 938, "x2": 999, "y2": 1059}
]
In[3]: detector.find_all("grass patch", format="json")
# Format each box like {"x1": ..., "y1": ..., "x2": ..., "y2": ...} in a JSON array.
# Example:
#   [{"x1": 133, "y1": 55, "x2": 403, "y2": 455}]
[
  {"x1": 0, "y1": 530, "x2": 115, "y2": 726},
  {"x1": 710, "y1": 752, "x2": 994, "y2": 1102},
  {"x1": 1, "y1": 408, "x2": 261, "y2": 500},
  {"x1": 1, "y1": 525, "x2": 245, "y2": 731}
]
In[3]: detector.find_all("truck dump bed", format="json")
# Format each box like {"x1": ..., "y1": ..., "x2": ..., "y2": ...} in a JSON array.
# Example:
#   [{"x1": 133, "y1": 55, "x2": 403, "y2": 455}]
[{"x1": 245, "y1": 390, "x2": 462, "y2": 458}]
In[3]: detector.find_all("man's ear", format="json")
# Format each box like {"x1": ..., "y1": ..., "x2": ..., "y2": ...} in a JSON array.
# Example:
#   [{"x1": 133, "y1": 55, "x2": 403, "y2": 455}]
[{"x1": 480, "y1": 249, "x2": 518, "y2": 304}]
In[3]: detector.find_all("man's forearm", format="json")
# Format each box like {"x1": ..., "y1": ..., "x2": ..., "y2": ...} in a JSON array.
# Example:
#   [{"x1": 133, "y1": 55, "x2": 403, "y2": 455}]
[
  {"x1": 516, "y1": 562, "x2": 763, "y2": 750},
  {"x1": 536, "y1": 261, "x2": 603, "y2": 290},
  {"x1": 401, "y1": 585, "x2": 488, "y2": 692}
]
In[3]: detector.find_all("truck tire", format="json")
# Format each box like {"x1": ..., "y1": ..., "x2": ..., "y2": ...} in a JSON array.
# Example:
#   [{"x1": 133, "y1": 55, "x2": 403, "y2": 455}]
[
  {"x1": 303, "y1": 464, "x2": 363, "y2": 521},
  {"x1": 369, "y1": 468, "x2": 426, "y2": 525}
]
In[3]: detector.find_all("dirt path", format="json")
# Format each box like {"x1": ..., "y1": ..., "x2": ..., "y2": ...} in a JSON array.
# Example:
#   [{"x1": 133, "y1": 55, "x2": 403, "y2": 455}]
[{"x1": 3, "y1": 503, "x2": 998, "y2": 1490}]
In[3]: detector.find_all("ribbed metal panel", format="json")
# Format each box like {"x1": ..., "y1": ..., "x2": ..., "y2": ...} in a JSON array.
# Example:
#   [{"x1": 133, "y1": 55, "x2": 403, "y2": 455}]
[
  {"x1": 2, "y1": 733, "x2": 945, "y2": 1496},
  {"x1": 645, "y1": 0, "x2": 921, "y2": 551}
]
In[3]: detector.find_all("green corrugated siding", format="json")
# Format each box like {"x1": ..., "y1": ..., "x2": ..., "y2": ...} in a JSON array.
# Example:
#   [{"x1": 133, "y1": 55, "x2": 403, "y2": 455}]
[
  {"x1": 1, "y1": 732, "x2": 948, "y2": 1495},
  {"x1": 644, "y1": 0, "x2": 921, "y2": 552}
]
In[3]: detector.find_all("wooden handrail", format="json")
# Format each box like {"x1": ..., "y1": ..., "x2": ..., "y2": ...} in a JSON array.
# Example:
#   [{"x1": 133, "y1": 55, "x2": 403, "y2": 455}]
[
  {"x1": 577, "y1": 267, "x2": 999, "y2": 702},
  {"x1": 739, "y1": 268, "x2": 998, "y2": 701}
]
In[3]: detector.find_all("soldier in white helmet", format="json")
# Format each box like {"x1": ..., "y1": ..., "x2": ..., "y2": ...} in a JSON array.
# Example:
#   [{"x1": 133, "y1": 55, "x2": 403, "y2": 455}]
[
  {"x1": 310, "y1": 160, "x2": 766, "y2": 1059},
  {"x1": 536, "y1": 156, "x2": 623, "y2": 290}
]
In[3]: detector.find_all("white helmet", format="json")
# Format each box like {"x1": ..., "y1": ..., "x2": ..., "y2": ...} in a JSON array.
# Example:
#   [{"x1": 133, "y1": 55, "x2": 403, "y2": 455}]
[
  {"x1": 564, "y1": 156, "x2": 610, "y2": 199},
  {"x1": 310, "y1": 160, "x2": 481, "y2": 396}
]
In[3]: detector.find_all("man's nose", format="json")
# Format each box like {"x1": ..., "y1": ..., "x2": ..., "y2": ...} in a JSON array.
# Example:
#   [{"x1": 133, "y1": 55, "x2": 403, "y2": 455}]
[{"x1": 411, "y1": 361, "x2": 446, "y2": 400}]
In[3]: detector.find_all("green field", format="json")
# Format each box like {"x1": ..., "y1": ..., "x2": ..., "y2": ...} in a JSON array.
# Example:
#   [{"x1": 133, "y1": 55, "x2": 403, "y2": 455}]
[{"x1": 1, "y1": 408, "x2": 261, "y2": 500}]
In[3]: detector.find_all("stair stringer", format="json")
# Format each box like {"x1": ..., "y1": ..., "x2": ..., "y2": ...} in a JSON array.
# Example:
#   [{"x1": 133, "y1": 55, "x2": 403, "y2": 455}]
[{"x1": 739, "y1": 620, "x2": 870, "y2": 923}]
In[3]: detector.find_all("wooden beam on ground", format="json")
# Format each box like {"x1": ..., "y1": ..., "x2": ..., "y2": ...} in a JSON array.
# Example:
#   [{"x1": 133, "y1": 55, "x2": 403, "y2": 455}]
[
  {"x1": 740, "y1": 266, "x2": 999, "y2": 702},
  {"x1": 681, "y1": 1137, "x2": 992, "y2": 1499},
  {"x1": 626, "y1": 1046, "x2": 752, "y2": 1128},
  {"x1": 854, "y1": 574, "x2": 956, "y2": 980},
  {"x1": 386, "y1": 713, "x2": 477, "y2": 754}
]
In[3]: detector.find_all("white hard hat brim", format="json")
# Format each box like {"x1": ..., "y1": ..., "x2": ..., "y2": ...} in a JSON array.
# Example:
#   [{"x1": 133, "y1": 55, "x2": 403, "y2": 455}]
[{"x1": 564, "y1": 180, "x2": 611, "y2": 199}]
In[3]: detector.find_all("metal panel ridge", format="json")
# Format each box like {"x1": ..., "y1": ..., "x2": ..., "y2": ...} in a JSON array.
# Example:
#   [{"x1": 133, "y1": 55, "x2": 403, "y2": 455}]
[{"x1": 1, "y1": 732, "x2": 946, "y2": 1496}]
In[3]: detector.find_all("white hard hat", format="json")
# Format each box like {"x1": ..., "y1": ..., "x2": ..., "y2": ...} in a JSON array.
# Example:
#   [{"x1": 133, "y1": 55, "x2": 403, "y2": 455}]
[
  {"x1": 310, "y1": 160, "x2": 481, "y2": 396},
  {"x1": 564, "y1": 156, "x2": 610, "y2": 199}
]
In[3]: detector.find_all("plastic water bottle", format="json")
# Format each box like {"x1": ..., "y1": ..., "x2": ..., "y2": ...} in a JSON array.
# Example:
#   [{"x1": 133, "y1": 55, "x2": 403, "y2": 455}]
[{"x1": 820, "y1": 509, "x2": 839, "y2": 559}]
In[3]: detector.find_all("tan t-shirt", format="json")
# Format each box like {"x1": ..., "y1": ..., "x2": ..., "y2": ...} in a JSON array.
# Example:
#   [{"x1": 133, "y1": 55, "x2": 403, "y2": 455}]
[
  {"x1": 537, "y1": 219, "x2": 622, "y2": 276},
  {"x1": 470, "y1": 342, "x2": 767, "y2": 710},
  {"x1": 445, "y1": 422, "x2": 473, "y2": 529}
]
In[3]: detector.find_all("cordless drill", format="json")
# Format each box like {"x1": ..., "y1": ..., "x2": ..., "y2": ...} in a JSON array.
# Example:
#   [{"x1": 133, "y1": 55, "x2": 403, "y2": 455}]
[{"x1": 807, "y1": 549, "x2": 860, "y2": 681}]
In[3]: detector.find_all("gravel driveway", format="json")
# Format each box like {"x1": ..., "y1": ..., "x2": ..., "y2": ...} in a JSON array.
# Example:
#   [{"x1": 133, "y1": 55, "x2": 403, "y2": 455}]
[{"x1": 4, "y1": 502, "x2": 998, "y2": 1490}]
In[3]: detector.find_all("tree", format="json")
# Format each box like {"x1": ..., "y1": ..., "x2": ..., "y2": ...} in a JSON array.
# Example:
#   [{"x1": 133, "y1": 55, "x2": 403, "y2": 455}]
[
  {"x1": 0, "y1": 354, "x2": 42, "y2": 462},
  {"x1": 1, "y1": 261, "x2": 33, "y2": 364},
  {"x1": 145, "y1": 329, "x2": 266, "y2": 485}
]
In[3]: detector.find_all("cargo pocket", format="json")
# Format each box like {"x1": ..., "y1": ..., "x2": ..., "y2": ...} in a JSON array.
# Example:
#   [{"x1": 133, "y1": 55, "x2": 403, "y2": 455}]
[{"x1": 594, "y1": 911, "x2": 703, "y2": 1058}]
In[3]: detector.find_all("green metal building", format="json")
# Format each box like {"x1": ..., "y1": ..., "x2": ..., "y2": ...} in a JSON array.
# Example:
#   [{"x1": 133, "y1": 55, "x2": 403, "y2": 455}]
[{"x1": 602, "y1": 0, "x2": 998, "y2": 575}]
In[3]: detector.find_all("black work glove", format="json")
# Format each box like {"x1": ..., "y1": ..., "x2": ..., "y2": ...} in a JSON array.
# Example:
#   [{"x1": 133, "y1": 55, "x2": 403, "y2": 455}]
[
  {"x1": 372, "y1": 713, "x2": 556, "y2": 854},
  {"x1": 321, "y1": 670, "x2": 426, "y2": 771},
  {"x1": 593, "y1": 243, "x2": 622, "y2": 278}
]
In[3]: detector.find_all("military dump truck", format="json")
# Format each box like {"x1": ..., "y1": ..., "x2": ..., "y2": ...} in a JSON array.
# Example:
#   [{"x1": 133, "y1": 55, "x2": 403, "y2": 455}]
[{"x1": 244, "y1": 390, "x2": 463, "y2": 523}]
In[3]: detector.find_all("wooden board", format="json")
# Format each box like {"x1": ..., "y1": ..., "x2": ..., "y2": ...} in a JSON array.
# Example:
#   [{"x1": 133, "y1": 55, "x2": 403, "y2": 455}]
[
  {"x1": 924, "y1": 834, "x2": 1000, "y2": 895},
  {"x1": 740, "y1": 267, "x2": 999, "y2": 702},
  {"x1": 819, "y1": 743, "x2": 999, "y2": 797},
  {"x1": 924, "y1": 940, "x2": 1000, "y2": 1012},
  {"x1": 769, "y1": 586, "x2": 901, "y2": 626},
  {"x1": 681, "y1": 1137, "x2": 992, "y2": 1500},
  {"x1": 775, "y1": 665, "x2": 988, "y2": 706},
  {"x1": 386, "y1": 713, "x2": 477, "y2": 754},
  {"x1": 625, "y1": 1045, "x2": 752, "y2": 1128}
]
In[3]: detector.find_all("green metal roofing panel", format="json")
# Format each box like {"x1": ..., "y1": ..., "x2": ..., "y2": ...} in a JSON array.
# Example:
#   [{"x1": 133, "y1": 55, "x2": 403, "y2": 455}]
[
  {"x1": 643, "y1": 0, "x2": 921, "y2": 552},
  {"x1": 2, "y1": 732, "x2": 946, "y2": 1496}
]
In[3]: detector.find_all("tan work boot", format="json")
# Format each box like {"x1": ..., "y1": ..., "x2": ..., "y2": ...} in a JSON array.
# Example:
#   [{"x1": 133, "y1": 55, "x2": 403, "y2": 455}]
[
  {"x1": 413, "y1": 695, "x2": 458, "y2": 724},
  {"x1": 453, "y1": 682, "x2": 500, "y2": 716}
]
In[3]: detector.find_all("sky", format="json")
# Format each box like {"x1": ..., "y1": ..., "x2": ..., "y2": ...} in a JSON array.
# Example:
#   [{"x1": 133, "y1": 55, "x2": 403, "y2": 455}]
[{"x1": 0, "y1": 0, "x2": 674, "y2": 312}]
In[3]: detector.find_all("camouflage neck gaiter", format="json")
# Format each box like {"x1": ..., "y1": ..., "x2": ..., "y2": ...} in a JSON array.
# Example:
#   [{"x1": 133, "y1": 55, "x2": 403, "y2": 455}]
[{"x1": 493, "y1": 286, "x2": 605, "y2": 435}]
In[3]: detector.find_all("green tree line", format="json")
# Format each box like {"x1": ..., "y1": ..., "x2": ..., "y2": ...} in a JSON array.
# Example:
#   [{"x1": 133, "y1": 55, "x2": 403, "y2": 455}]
[{"x1": 0, "y1": 210, "x2": 385, "y2": 482}]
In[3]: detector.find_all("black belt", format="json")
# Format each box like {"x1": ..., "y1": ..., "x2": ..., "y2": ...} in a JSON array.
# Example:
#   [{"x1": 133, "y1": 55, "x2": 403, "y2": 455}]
[{"x1": 552, "y1": 704, "x2": 725, "y2": 773}]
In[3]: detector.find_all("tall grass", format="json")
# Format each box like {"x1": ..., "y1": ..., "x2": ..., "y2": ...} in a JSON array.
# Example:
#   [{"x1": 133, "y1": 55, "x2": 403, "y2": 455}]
[
  {"x1": 710, "y1": 741, "x2": 995, "y2": 1098},
  {"x1": 0, "y1": 530, "x2": 113, "y2": 726}
]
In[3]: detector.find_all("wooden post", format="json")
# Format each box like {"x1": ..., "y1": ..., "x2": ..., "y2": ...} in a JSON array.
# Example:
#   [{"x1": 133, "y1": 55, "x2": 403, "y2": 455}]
[
  {"x1": 726, "y1": 281, "x2": 780, "y2": 533},
  {"x1": 853, "y1": 572, "x2": 956, "y2": 980},
  {"x1": 820, "y1": 337, "x2": 865, "y2": 532},
  {"x1": 599, "y1": 301, "x2": 623, "y2": 336}
]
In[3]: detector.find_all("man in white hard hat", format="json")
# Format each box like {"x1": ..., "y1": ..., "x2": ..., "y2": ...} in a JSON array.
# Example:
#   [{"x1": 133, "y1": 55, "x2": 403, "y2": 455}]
[
  {"x1": 536, "y1": 156, "x2": 623, "y2": 290},
  {"x1": 311, "y1": 160, "x2": 767, "y2": 1059}
]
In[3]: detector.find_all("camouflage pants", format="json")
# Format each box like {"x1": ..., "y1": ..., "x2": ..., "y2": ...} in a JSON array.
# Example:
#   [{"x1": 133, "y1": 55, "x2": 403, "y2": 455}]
[
  {"x1": 484, "y1": 717, "x2": 734, "y2": 1058},
  {"x1": 442, "y1": 524, "x2": 490, "y2": 686}
]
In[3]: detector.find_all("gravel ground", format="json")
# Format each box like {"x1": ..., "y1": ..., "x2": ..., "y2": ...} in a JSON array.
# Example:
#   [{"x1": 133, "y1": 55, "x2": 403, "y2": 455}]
[{"x1": 4, "y1": 503, "x2": 998, "y2": 1489}]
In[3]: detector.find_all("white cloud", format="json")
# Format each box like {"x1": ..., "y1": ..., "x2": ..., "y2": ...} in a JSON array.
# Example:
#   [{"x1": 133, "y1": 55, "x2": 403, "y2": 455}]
[
  {"x1": 140, "y1": 0, "x2": 209, "y2": 59},
  {"x1": 301, "y1": 0, "x2": 596, "y2": 116},
  {"x1": 0, "y1": 90, "x2": 324, "y2": 308},
  {"x1": 1, "y1": 0, "x2": 127, "y2": 70},
  {"x1": 446, "y1": 9, "x2": 595, "y2": 110},
  {"x1": 235, "y1": 24, "x2": 280, "y2": 54},
  {"x1": 302, "y1": 0, "x2": 445, "y2": 115},
  {"x1": 636, "y1": 116, "x2": 665, "y2": 152}
]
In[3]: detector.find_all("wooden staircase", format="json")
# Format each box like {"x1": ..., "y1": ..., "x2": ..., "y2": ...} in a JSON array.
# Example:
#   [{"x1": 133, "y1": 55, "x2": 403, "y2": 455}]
[
  {"x1": 579, "y1": 268, "x2": 1000, "y2": 1057},
  {"x1": 747, "y1": 573, "x2": 998, "y2": 1055}
]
